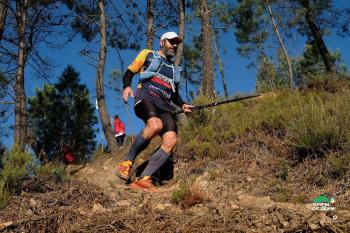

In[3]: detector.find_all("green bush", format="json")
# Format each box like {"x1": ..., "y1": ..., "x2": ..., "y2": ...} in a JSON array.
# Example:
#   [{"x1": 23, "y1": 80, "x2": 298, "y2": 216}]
[
  {"x1": 171, "y1": 185, "x2": 204, "y2": 208},
  {"x1": 35, "y1": 162, "x2": 68, "y2": 182},
  {"x1": 171, "y1": 185, "x2": 190, "y2": 205},
  {"x1": 0, "y1": 145, "x2": 32, "y2": 208},
  {"x1": 179, "y1": 90, "x2": 350, "y2": 159},
  {"x1": 306, "y1": 74, "x2": 350, "y2": 93},
  {"x1": 272, "y1": 186, "x2": 293, "y2": 202},
  {"x1": 327, "y1": 153, "x2": 350, "y2": 178},
  {"x1": 0, "y1": 180, "x2": 10, "y2": 208},
  {"x1": 286, "y1": 92, "x2": 350, "y2": 154}
]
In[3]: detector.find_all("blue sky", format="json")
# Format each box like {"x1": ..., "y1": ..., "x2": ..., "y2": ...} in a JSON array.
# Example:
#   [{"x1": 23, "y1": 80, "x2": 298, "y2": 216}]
[{"x1": 3, "y1": 1, "x2": 350, "y2": 148}]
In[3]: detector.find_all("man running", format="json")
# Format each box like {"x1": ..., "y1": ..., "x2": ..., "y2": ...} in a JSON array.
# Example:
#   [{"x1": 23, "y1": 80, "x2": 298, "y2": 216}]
[
  {"x1": 117, "y1": 31, "x2": 193, "y2": 192},
  {"x1": 113, "y1": 115, "x2": 126, "y2": 148}
]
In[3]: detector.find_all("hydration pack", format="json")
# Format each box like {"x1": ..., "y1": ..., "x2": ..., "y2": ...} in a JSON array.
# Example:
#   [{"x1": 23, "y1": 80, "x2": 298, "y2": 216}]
[{"x1": 140, "y1": 52, "x2": 181, "y2": 92}]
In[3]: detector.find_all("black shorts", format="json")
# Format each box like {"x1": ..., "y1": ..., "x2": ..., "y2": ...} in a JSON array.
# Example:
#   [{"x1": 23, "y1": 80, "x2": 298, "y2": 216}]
[{"x1": 134, "y1": 99, "x2": 177, "y2": 135}]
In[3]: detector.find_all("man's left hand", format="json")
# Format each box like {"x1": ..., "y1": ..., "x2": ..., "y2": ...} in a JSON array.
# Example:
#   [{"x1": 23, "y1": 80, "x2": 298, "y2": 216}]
[{"x1": 182, "y1": 104, "x2": 194, "y2": 113}]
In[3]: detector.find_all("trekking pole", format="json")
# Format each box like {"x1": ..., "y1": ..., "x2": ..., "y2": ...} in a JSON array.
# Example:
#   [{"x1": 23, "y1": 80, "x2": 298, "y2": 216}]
[{"x1": 174, "y1": 94, "x2": 261, "y2": 114}]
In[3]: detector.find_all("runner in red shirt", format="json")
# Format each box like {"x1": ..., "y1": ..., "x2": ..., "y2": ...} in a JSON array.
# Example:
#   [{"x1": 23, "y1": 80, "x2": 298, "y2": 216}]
[
  {"x1": 114, "y1": 115, "x2": 126, "y2": 147},
  {"x1": 63, "y1": 147, "x2": 74, "y2": 164}
]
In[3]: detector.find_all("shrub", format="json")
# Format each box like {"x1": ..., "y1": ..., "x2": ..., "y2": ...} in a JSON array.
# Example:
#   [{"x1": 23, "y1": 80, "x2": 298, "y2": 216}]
[
  {"x1": 293, "y1": 194, "x2": 309, "y2": 204},
  {"x1": 207, "y1": 169, "x2": 220, "y2": 181},
  {"x1": 286, "y1": 92, "x2": 350, "y2": 155},
  {"x1": 272, "y1": 186, "x2": 293, "y2": 202},
  {"x1": 0, "y1": 145, "x2": 32, "y2": 208},
  {"x1": 171, "y1": 185, "x2": 204, "y2": 208},
  {"x1": 0, "y1": 180, "x2": 10, "y2": 208},
  {"x1": 276, "y1": 159, "x2": 292, "y2": 181},
  {"x1": 171, "y1": 185, "x2": 189, "y2": 204},
  {"x1": 180, "y1": 90, "x2": 350, "y2": 160},
  {"x1": 327, "y1": 153, "x2": 350, "y2": 178},
  {"x1": 35, "y1": 162, "x2": 68, "y2": 182},
  {"x1": 306, "y1": 74, "x2": 349, "y2": 93}
]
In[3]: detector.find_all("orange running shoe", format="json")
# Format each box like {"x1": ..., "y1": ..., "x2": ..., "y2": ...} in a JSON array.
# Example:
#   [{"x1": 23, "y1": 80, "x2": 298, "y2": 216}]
[
  {"x1": 130, "y1": 176, "x2": 158, "y2": 192},
  {"x1": 116, "y1": 160, "x2": 132, "y2": 180}
]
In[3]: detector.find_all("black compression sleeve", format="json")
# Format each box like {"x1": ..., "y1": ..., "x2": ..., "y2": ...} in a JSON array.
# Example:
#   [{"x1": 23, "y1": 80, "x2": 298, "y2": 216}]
[
  {"x1": 123, "y1": 69, "x2": 135, "y2": 89},
  {"x1": 172, "y1": 85, "x2": 185, "y2": 107}
]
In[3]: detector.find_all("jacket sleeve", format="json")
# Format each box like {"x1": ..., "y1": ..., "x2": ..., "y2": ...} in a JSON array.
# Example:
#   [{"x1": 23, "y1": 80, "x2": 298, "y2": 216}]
[
  {"x1": 122, "y1": 69, "x2": 134, "y2": 89},
  {"x1": 122, "y1": 49, "x2": 152, "y2": 89}
]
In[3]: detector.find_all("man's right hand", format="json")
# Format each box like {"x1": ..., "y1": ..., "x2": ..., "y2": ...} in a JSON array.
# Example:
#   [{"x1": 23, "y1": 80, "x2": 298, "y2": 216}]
[{"x1": 123, "y1": 86, "x2": 134, "y2": 103}]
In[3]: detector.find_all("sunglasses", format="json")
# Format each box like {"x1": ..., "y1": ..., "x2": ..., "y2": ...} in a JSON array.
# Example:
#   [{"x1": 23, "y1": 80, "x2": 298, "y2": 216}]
[{"x1": 166, "y1": 39, "x2": 180, "y2": 45}]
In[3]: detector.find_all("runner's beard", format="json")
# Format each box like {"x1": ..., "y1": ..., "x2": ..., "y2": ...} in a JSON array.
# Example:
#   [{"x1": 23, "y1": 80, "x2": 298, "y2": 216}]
[{"x1": 163, "y1": 46, "x2": 176, "y2": 59}]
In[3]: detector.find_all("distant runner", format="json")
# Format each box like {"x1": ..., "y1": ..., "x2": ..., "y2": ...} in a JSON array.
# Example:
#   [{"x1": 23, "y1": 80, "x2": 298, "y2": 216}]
[
  {"x1": 113, "y1": 115, "x2": 126, "y2": 148},
  {"x1": 117, "y1": 31, "x2": 193, "y2": 192},
  {"x1": 63, "y1": 147, "x2": 74, "y2": 164}
]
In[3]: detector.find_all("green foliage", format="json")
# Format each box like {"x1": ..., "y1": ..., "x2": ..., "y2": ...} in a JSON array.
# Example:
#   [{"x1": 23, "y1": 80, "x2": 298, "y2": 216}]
[
  {"x1": 292, "y1": 0, "x2": 350, "y2": 37},
  {"x1": 277, "y1": 159, "x2": 292, "y2": 181},
  {"x1": 171, "y1": 185, "x2": 204, "y2": 208},
  {"x1": 0, "y1": 145, "x2": 32, "y2": 208},
  {"x1": 304, "y1": 74, "x2": 350, "y2": 93},
  {"x1": 28, "y1": 65, "x2": 97, "y2": 163},
  {"x1": 184, "y1": 1, "x2": 236, "y2": 98},
  {"x1": 35, "y1": 163, "x2": 68, "y2": 182},
  {"x1": 180, "y1": 90, "x2": 350, "y2": 160},
  {"x1": 256, "y1": 54, "x2": 290, "y2": 92},
  {"x1": 272, "y1": 186, "x2": 293, "y2": 202},
  {"x1": 207, "y1": 169, "x2": 220, "y2": 181},
  {"x1": 233, "y1": 0, "x2": 350, "y2": 86},
  {"x1": 233, "y1": 0, "x2": 269, "y2": 59},
  {"x1": 182, "y1": 34, "x2": 203, "y2": 93},
  {"x1": 180, "y1": 92, "x2": 289, "y2": 158},
  {"x1": 294, "y1": 42, "x2": 349, "y2": 86},
  {"x1": 171, "y1": 185, "x2": 190, "y2": 205},
  {"x1": 63, "y1": 1, "x2": 142, "y2": 50},
  {"x1": 0, "y1": 180, "x2": 10, "y2": 209},
  {"x1": 286, "y1": 92, "x2": 350, "y2": 154},
  {"x1": 293, "y1": 194, "x2": 309, "y2": 204},
  {"x1": 327, "y1": 153, "x2": 350, "y2": 178}
]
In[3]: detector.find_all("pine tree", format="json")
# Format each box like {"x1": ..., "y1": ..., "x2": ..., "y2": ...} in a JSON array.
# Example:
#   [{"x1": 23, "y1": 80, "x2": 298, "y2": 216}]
[
  {"x1": 0, "y1": 72, "x2": 9, "y2": 139},
  {"x1": 28, "y1": 65, "x2": 97, "y2": 163},
  {"x1": 294, "y1": 41, "x2": 348, "y2": 86}
]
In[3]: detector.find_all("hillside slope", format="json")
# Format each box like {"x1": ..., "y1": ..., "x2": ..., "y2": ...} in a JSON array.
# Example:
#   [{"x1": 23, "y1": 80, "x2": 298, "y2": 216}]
[{"x1": 1, "y1": 90, "x2": 350, "y2": 232}]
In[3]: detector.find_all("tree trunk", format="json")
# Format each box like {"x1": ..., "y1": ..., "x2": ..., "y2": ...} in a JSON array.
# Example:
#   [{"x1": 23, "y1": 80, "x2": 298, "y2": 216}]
[
  {"x1": 26, "y1": 129, "x2": 49, "y2": 163},
  {"x1": 14, "y1": 0, "x2": 28, "y2": 149},
  {"x1": 212, "y1": 32, "x2": 228, "y2": 99},
  {"x1": 200, "y1": 0, "x2": 214, "y2": 98},
  {"x1": 146, "y1": 0, "x2": 154, "y2": 49},
  {"x1": 0, "y1": 0, "x2": 9, "y2": 42},
  {"x1": 175, "y1": 0, "x2": 185, "y2": 66},
  {"x1": 96, "y1": 0, "x2": 118, "y2": 154},
  {"x1": 300, "y1": 0, "x2": 337, "y2": 75},
  {"x1": 265, "y1": 0, "x2": 294, "y2": 88}
]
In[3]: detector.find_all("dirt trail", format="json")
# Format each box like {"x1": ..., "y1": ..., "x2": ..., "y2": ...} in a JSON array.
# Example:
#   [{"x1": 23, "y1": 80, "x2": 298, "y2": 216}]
[{"x1": 71, "y1": 148, "x2": 350, "y2": 233}]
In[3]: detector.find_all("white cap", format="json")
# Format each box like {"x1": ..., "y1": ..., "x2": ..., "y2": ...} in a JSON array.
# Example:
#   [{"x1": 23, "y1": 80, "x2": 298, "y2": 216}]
[{"x1": 160, "y1": 31, "x2": 183, "y2": 43}]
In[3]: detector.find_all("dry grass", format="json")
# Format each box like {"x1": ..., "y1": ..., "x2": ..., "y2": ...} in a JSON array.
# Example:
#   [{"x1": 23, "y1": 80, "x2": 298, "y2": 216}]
[
  {"x1": 0, "y1": 175, "x2": 111, "y2": 232},
  {"x1": 1, "y1": 89, "x2": 350, "y2": 232}
]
